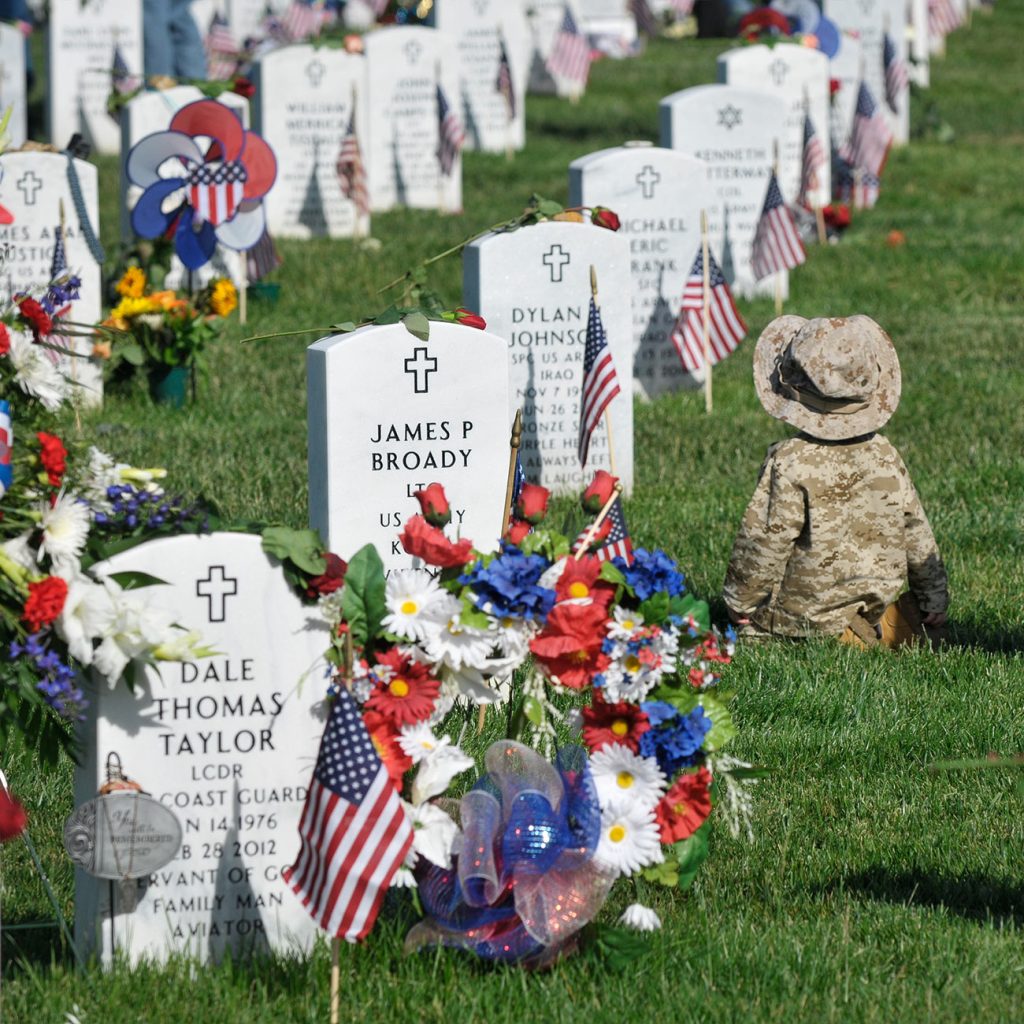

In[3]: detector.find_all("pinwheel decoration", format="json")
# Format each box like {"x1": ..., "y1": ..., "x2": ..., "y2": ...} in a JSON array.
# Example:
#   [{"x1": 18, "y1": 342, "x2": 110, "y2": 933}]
[{"x1": 126, "y1": 99, "x2": 277, "y2": 271}]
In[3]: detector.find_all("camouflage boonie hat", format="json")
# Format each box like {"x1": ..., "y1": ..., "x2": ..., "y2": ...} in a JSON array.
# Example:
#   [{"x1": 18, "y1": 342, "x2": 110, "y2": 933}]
[{"x1": 753, "y1": 315, "x2": 902, "y2": 440}]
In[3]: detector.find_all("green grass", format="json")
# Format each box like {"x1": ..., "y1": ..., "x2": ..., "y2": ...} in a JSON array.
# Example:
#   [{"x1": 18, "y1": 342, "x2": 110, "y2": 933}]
[{"x1": 4, "y1": 7, "x2": 1024, "y2": 1021}]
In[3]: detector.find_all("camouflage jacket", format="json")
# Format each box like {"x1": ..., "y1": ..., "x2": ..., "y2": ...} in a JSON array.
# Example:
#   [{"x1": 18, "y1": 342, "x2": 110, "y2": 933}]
[{"x1": 723, "y1": 434, "x2": 949, "y2": 636}]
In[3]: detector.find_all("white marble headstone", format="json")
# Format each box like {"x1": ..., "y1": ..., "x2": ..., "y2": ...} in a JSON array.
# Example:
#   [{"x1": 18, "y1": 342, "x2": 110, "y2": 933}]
[
  {"x1": 253, "y1": 45, "x2": 369, "y2": 239},
  {"x1": 659, "y1": 84, "x2": 787, "y2": 300},
  {"x1": 0, "y1": 151, "x2": 103, "y2": 406},
  {"x1": 577, "y1": 0, "x2": 637, "y2": 56},
  {"x1": 74, "y1": 533, "x2": 329, "y2": 966},
  {"x1": 364, "y1": 26, "x2": 462, "y2": 213},
  {"x1": 230, "y1": 0, "x2": 286, "y2": 40},
  {"x1": 908, "y1": 0, "x2": 930, "y2": 86},
  {"x1": 463, "y1": 221, "x2": 634, "y2": 495},
  {"x1": 430, "y1": 0, "x2": 530, "y2": 154},
  {"x1": 569, "y1": 143, "x2": 713, "y2": 397},
  {"x1": 829, "y1": 30, "x2": 863, "y2": 154},
  {"x1": 48, "y1": 0, "x2": 144, "y2": 155},
  {"x1": 0, "y1": 24, "x2": 27, "y2": 149},
  {"x1": 308, "y1": 321, "x2": 511, "y2": 570},
  {"x1": 717, "y1": 43, "x2": 831, "y2": 208}
]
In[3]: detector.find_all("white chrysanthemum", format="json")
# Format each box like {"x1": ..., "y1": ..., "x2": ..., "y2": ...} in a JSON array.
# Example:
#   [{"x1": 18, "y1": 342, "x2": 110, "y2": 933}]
[
  {"x1": 593, "y1": 799, "x2": 664, "y2": 877},
  {"x1": 382, "y1": 569, "x2": 454, "y2": 641},
  {"x1": 619, "y1": 904, "x2": 662, "y2": 932},
  {"x1": 398, "y1": 721, "x2": 448, "y2": 764},
  {"x1": 56, "y1": 577, "x2": 115, "y2": 666},
  {"x1": 607, "y1": 606, "x2": 644, "y2": 640},
  {"x1": 37, "y1": 493, "x2": 91, "y2": 572},
  {"x1": 402, "y1": 798, "x2": 460, "y2": 868},
  {"x1": 590, "y1": 745, "x2": 666, "y2": 811},
  {"x1": 8, "y1": 329, "x2": 70, "y2": 411},
  {"x1": 2, "y1": 530, "x2": 37, "y2": 570},
  {"x1": 421, "y1": 613, "x2": 494, "y2": 671}
]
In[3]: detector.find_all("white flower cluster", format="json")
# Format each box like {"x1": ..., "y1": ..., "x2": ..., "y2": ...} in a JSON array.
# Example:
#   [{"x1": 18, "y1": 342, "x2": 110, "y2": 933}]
[
  {"x1": 601, "y1": 607, "x2": 680, "y2": 704},
  {"x1": 8, "y1": 328, "x2": 71, "y2": 411}
]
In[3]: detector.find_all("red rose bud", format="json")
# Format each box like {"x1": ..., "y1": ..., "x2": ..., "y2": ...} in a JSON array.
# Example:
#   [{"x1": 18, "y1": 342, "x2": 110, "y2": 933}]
[
  {"x1": 829, "y1": 78, "x2": 841, "y2": 96},
  {"x1": 505, "y1": 518, "x2": 532, "y2": 544},
  {"x1": 590, "y1": 207, "x2": 620, "y2": 231},
  {"x1": 581, "y1": 469, "x2": 618, "y2": 514},
  {"x1": 413, "y1": 482, "x2": 451, "y2": 527},
  {"x1": 0, "y1": 789, "x2": 27, "y2": 842},
  {"x1": 305, "y1": 553, "x2": 348, "y2": 599},
  {"x1": 232, "y1": 76, "x2": 256, "y2": 99},
  {"x1": 515, "y1": 482, "x2": 550, "y2": 525},
  {"x1": 454, "y1": 308, "x2": 486, "y2": 330}
]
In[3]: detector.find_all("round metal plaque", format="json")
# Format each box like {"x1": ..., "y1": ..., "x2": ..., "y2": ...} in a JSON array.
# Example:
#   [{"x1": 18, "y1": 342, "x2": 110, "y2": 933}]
[{"x1": 63, "y1": 791, "x2": 183, "y2": 879}]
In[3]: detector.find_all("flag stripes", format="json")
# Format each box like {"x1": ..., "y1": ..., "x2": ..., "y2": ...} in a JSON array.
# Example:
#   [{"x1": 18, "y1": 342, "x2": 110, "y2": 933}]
[
  {"x1": 437, "y1": 84, "x2": 465, "y2": 176},
  {"x1": 842, "y1": 82, "x2": 893, "y2": 179},
  {"x1": 883, "y1": 32, "x2": 910, "y2": 112},
  {"x1": 546, "y1": 7, "x2": 591, "y2": 89},
  {"x1": 751, "y1": 170, "x2": 806, "y2": 280},
  {"x1": 670, "y1": 248, "x2": 746, "y2": 374},
  {"x1": 337, "y1": 106, "x2": 370, "y2": 217},
  {"x1": 799, "y1": 112, "x2": 826, "y2": 205},
  {"x1": 578, "y1": 297, "x2": 621, "y2": 468}
]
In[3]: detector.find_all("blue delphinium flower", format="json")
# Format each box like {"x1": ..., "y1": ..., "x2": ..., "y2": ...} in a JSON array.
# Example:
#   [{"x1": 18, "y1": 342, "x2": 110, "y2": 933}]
[
  {"x1": 9, "y1": 634, "x2": 87, "y2": 720},
  {"x1": 42, "y1": 275, "x2": 82, "y2": 314},
  {"x1": 613, "y1": 548, "x2": 686, "y2": 601},
  {"x1": 460, "y1": 542, "x2": 556, "y2": 621},
  {"x1": 92, "y1": 485, "x2": 208, "y2": 536},
  {"x1": 638, "y1": 703, "x2": 711, "y2": 776}
]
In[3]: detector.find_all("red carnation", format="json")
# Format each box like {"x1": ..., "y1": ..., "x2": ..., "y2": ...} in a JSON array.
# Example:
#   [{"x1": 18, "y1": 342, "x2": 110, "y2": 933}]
[
  {"x1": 555, "y1": 556, "x2": 613, "y2": 608},
  {"x1": 23, "y1": 576, "x2": 68, "y2": 632},
  {"x1": 37, "y1": 432, "x2": 67, "y2": 488},
  {"x1": 829, "y1": 78, "x2": 841, "y2": 96},
  {"x1": 0, "y1": 789, "x2": 27, "y2": 842},
  {"x1": 581, "y1": 469, "x2": 618, "y2": 514},
  {"x1": 304, "y1": 552, "x2": 347, "y2": 599},
  {"x1": 17, "y1": 297, "x2": 52, "y2": 338},
  {"x1": 0, "y1": 323, "x2": 10, "y2": 356},
  {"x1": 505, "y1": 518, "x2": 532, "y2": 544},
  {"x1": 413, "y1": 482, "x2": 451, "y2": 528},
  {"x1": 530, "y1": 601, "x2": 609, "y2": 689},
  {"x1": 655, "y1": 767, "x2": 713, "y2": 843},
  {"x1": 454, "y1": 308, "x2": 486, "y2": 330},
  {"x1": 362, "y1": 710, "x2": 413, "y2": 789},
  {"x1": 399, "y1": 514, "x2": 474, "y2": 568},
  {"x1": 590, "y1": 206, "x2": 621, "y2": 231},
  {"x1": 514, "y1": 482, "x2": 549, "y2": 526},
  {"x1": 581, "y1": 693, "x2": 650, "y2": 753},
  {"x1": 232, "y1": 76, "x2": 256, "y2": 99}
]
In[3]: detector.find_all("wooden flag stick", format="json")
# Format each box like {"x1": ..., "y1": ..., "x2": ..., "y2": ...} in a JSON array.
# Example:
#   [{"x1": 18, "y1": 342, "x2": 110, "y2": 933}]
[
  {"x1": 700, "y1": 210, "x2": 712, "y2": 414},
  {"x1": 574, "y1": 483, "x2": 623, "y2": 561},
  {"x1": 590, "y1": 266, "x2": 619, "y2": 475},
  {"x1": 815, "y1": 204, "x2": 827, "y2": 245},
  {"x1": 239, "y1": 270, "x2": 248, "y2": 326},
  {"x1": 330, "y1": 937, "x2": 341, "y2": 1024},
  {"x1": 501, "y1": 408, "x2": 523, "y2": 536}
]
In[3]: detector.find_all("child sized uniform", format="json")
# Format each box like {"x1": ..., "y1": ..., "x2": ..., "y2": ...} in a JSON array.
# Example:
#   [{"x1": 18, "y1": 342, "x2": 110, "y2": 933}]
[{"x1": 723, "y1": 433, "x2": 948, "y2": 636}]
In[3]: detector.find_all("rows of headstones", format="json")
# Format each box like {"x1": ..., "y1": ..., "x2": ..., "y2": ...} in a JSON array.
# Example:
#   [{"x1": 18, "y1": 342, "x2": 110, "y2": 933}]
[{"x1": 7, "y1": 0, "x2": 982, "y2": 969}]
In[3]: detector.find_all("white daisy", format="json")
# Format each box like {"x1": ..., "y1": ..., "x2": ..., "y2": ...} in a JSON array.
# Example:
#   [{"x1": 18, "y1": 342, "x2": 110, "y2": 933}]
[
  {"x1": 382, "y1": 569, "x2": 454, "y2": 641},
  {"x1": 8, "y1": 329, "x2": 70, "y2": 411},
  {"x1": 37, "y1": 493, "x2": 91, "y2": 573},
  {"x1": 420, "y1": 613, "x2": 494, "y2": 671},
  {"x1": 593, "y1": 798, "x2": 664, "y2": 877},
  {"x1": 607, "y1": 605, "x2": 644, "y2": 640},
  {"x1": 619, "y1": 904, "x2": 662, "y2": 932},
  {"x1": 398, "y1": 721, "x2": 448, "y2": 764},
  {"x1": 590, "y1": 746, "x2": 666, "y2": 811}
]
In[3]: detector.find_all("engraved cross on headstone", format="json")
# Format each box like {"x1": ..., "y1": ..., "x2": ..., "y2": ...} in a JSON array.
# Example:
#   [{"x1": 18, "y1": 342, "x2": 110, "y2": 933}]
[
  {"x1": 472, "y1": 0, "x2": 489, "y2": 15},
  {"x1": 768, "y1": 58, "x2": 789, "y2": 87},
  {"x1": 635, "y1": 164, "x2": 661, "y2": 199},
  {"x1": 404, "y1": 347, "x2": 438, "y2": 394},
  {"x1": 717, "y1": 104, "x2": 742, "y2": 131},
  {"x1": 17, "y1": 171, "x2": 42, "y2": 206},
  {"x1": 196, "y1": 565, "x2": 238, "y2": 623},
  {"x1": 305, "y1": 59, "x2": 325, "y2": 89},
  {"x1": 542, "y1": 244, "x2": 571, "y2": 283},
  {"x1": 404, "y1": 39, "x2": 423, "y2": 64}
]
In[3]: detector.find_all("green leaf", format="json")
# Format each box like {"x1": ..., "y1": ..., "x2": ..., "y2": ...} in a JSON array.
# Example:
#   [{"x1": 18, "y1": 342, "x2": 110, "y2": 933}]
[
  {"x1": 642, "y1": 859, "x2": 679, "y2": 886},
  {"x1": 592, "y1": 926, "x2": 652, "y2": 972},
  {"x1": 672, "y1": 821, "x2": 710, "y2": 890},
  {"x1": 120, "y1": 342, "x2": 145, "y2": 366},
  {"x1": 373, "y1": 304, "x2": 405, "y2": 325},
  {"x1": 537, "y1": 198, "x2": 564, "y2": 216},
  {"x1": 638, "y1": 590, "x2": 670, "y2": 625},
  {"x1": 459, "y1": 594, "x2": 491, "y2": 631},
  {"x1": 402, "y1": 311, "x2": 430, "y2": 341},
  {"x1": 697, "y1": 692, "x2": 737, "y2": 752},
  {"x1": 341, "y1": 544, "x2": 386, "y2": 647},
  {"x1": 669, "y1": 593, "x2": 710, "y2": 632},
  {"x1": 598, "y1": 561, "x2": 627, "y2": 586},
  {"x1": 107, "y1": 570, "x2": 168, "y2": 590},
  {"x1": 329, "y1": 321, "x2": 359, "y2": 334},
  {"x1": 261, "y1": 526, "x2": 327, "y2": 575},
  {"x1": 648, "y1": 684, "x2": 698, "y2": 715},
  {"x1": 523, "y1": 695, "x2": 544, "y2": 727}
]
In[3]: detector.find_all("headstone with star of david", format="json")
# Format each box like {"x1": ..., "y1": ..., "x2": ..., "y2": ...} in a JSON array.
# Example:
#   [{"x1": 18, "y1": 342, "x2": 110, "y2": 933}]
[
  {"x1": 463, "y1": 221, "x2": 633, "y2": 496},
  {"x1": 716, "y1": 43, "x2": 831, "y2": 209},
  {"x1": 0, "y1": 23, "x2": 27, "y2": 149},
  {"x1": 73, "y1": 532, "x2": 330, "y2": 966},
  {"x1": 252, "y1": 45, "x2": 369, "y2": 239},
  {"x1": 428, "y1": 0, "x2": 531, "y2": 154},
  {"x1": 48, "y1": 0, "x2": 144, "y2": 156},
  {"x1": 0, "y1": 150, "x2": 104, "y2": 406},
  {"x1": 364, "y1": 26, "x2": 462, "y2": 214},
  {"x1": 659, "y1": 84, "x2": 788, "y2": 300},
  {"x1": 569, "y1": 142, "x2": 715, "y2": 398},
  {"x1": 308, "y1": 321, "x2": 512, "y2": 572}
]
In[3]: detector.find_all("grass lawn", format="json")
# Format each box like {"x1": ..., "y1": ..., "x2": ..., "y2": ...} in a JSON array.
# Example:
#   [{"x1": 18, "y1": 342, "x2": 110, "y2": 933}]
[{"x1": 4, "y1": 7, "x2": 1024, "y2": 1022}]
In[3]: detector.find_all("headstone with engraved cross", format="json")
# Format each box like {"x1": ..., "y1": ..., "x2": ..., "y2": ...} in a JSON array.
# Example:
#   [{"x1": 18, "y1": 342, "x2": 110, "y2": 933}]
[
  {"x1": 308, "y1": 320, "x2": 512, "y2": 573},
  {"x1": 717, "y1": 43, "x2": 831, "y2": 208},
  {"x1": 660, "y1": 84, "x2": 788, "y2": 300},
  {"x1": 252, "y1": 45, "x2": 369, "y2": 238},
  {"x1": 0, "y1": 23, "x2": 27, "y2": 149},
  {"x1": 463, "y1": 221, "x2": 633, "y2": 496},
  {"x1": 569, "y1": 142, "x2": 715, "y2": 398},
  {"x1": 48, "y1": 0, "x2": 144, "y2": 156},
  {"x1": 0, "y1": 150, "x2": 104, "y2": 406},
  {"x1": 73, "y1": 532, "x2": 330, "y2": 966}
]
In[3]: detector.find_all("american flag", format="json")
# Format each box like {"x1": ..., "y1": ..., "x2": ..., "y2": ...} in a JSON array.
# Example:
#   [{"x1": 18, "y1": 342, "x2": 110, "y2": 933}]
[
  {"x1": 46, "y1": 226, "x2": 72, "y2": 359},
  {"x1": 928, "y1": 0, "x2": 962, "y2": 40},
  {"x1": 629, "y1": 0, "x2": 658, "y2": 36},
  {"x1": 111, "y1": 45, "x2": 140, "y2": 95},
  {"x1": 546, "y1": 7, "x2": 591, "y2": 89},
  {"x1": 578, "y1": 297, "x2": 621, "y2": 468},
  {"x1": 837, "y1": 158, "x2": 880, "y2": 209},
  {"x1": 205, "y1": 13, "x2": 239, "y2": 81},
  {"x1": 436, "y1": 84, "x2": 465, "y2": 177},
  {"x1": 188, "y1": 161, "x2": 246, "y2": 225},
  {"x1": 246, "y1": 228, "x2": 283, "y2": 283},
  {"x1": 841, "y1": 82, "x2": 892, "y2": 180},
  {"x1": 670, "y1": 247, "x2": 747, "y2": 374},
  {"x1": 283, "y1": 690, "x2": 413, "y2": 941},
  {"x1": 495, "y1": 36, "x2": 516, "y2": 120},
  {"x1": 799, "y1": 112, "x2": 826, "y2": 206},
  {"x1": 883, "y1": 33, "x2": 910, "y2": 113},
  {"x1": 572, "y1": 496, "x2": 633, "y2": 564},
  {"x1": 511, "y1": 448, "x2": 526, "y2": 506},
  {"x1": 281, "y1": 0, "x2": 324, "y2": 42},
  {"x1": 751, "y1": 170, "x2": 806, "y2": 281},
  {"x1": 337, "y1": 105, "x2": 370, "y2": 217}
]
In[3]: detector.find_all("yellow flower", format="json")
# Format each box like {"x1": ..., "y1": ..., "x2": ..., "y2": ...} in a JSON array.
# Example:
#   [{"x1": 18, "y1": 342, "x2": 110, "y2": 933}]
[
  {"x1": 110, "y1": 295, "x2": 157, "y2": 320},
  {"x1": 116, "y1": 266, "x2": 146, "y2": 299},
  {"x1": 209, "y1": 278, "x2": 238, "y2": 317}
]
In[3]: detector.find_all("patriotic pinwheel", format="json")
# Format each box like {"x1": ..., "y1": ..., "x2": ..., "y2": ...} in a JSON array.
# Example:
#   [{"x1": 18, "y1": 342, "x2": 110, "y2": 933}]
[{"x1": 126, "y1": 100, "x2": 277, "y2": 271}]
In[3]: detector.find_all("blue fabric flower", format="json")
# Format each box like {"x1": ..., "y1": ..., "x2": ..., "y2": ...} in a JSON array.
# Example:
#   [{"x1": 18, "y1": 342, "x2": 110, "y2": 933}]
[
  {"x1": 613, "y1": 548, "x2": 686, "y2": 601},
  {"x1": 10, "y1": 633, "x2": 86, "y2": 720},
  {"x1": 460, "y1": 542, "x2": 556, "y2": 621},
  {"x1": 638, "y1": 704, "x2": 711, "y2": 776}
]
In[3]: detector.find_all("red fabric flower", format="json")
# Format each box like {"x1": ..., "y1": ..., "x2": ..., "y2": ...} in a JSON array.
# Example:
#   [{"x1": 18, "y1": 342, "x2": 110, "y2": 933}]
[
  {"x1": 590, "y1": 206, "x2": 621, "y2": 231},
  {"x1": 17, "y1": 297, "x2": 52, "y2": 337},
  {"x1": 0, "y1": 323, "x2": 10, "y2": 356},
  {"x1": 823, "y1": 204, "x2": 851, "y2": 231},
  {"x1": 505, "y1": 518, "x2": 532, "y2": 544},
  {"x1": 22, "y1": 576, "x2": 68, "y2": 632},
  {"x1": 37, "y1": 432, "x2": 67, "y2": 487},
  {"x1": 413, "y1": 483, "x2": 451, "y2": 528},
  {"x1": 399, "y1": 515, "x2": 474, "y2": 568},
  {"x1": 738, "y1": 7, "x2": 791, "y2": 38},
  {"x1": 304, "y1": 553, "x2": 347, "y2": 599},
  {"x1": 0, "y1": 789, "x2": 27, "y2": 842},
  {"x1": 655, "y1": 767, "x2": 712, "y2": 843},
  {"x1": 529, "y1": 601, "x2": 610, "y2": 689},
  {"x1": 515, "y1": 482, "x2": 550, "y2": 525},
  {"x1": 555, "y1": 556, "x2": 613, "y2": 608},
  {"x1": 232, "y1": 76, "x2": 256, "y2": 99},
  {"x1": 581, "y1": 469, "x2": 618, "y2": 514},
  {"x1": 364, "y1": 649, "x2": 440, "y2": 725},
  {"x1": 454, "y1": 308, "x2": 486, "y2": 330},
  {"x1": 581, "y1": 693, "x2": 650, "y2": 753},
  {"x1": 829, "y1": 78, "x2": 842, "y2": 96},
  {"x1": 363, "y1": 710, "x2": 412, "y2": 789}
]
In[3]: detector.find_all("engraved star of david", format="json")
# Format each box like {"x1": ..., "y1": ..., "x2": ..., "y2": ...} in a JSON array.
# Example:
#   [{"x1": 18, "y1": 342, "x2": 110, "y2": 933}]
[{"x1": 717, "y1": 104, "x2": 742, "y2": 131}]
